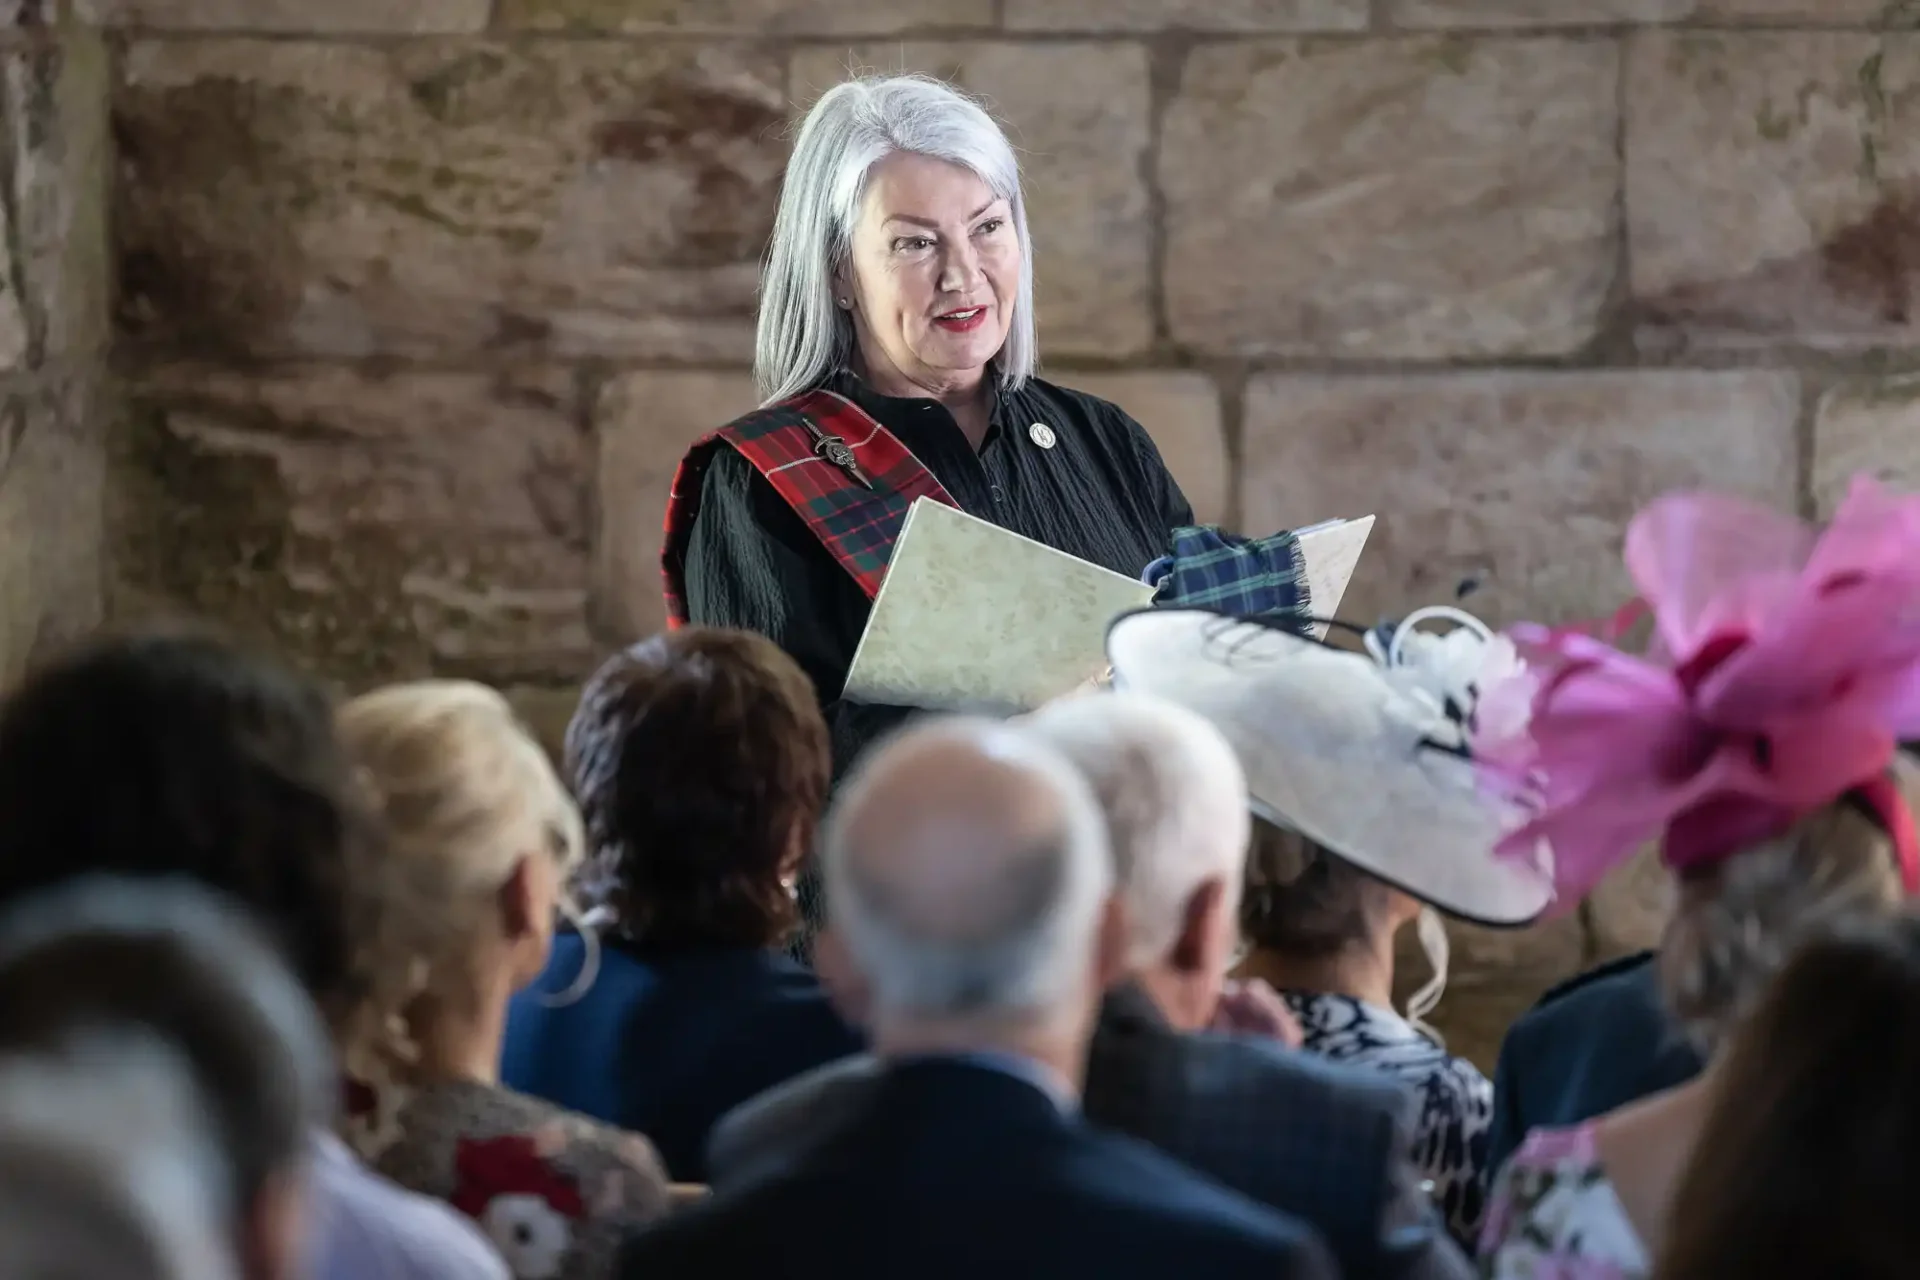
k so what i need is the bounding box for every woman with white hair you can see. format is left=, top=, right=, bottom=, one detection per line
left=335, top=680, right=669, bottom=1280
left=661, top=73, right=1193, bottom=779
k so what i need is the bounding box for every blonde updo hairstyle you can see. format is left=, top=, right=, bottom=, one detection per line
left=335, top=680, right=588, bottom=1156
left=1658, top=798, right=1904, bottom=1057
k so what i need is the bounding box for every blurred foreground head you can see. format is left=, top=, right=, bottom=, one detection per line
left=0, top=627, right=369, bottom=1023
left=0, top=1030, right=244, bottom=1280
left=0, top=876, right=329, bottom=1280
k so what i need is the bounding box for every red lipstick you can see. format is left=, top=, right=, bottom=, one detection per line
left=933, top=306, right=987, bottom=333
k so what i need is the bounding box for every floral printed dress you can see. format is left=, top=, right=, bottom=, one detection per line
left=1477, top=1122, right=1649, bottom=1280
left=360, top=1079, right=671, bottom=1280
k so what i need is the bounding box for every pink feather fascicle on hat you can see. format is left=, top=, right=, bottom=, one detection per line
left=1472, top=474, right=1920, bottom=908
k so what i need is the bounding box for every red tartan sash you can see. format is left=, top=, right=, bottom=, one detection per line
left=660, top=388, right=961, bottom=628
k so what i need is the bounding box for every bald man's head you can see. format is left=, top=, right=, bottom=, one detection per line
left=822, top=717, right=1113, bottom=1024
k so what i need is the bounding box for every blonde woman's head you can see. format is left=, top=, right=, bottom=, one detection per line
left=1660, top=799, right=1904, bottom=1056
left=335, top=680, right=585, bottom=1150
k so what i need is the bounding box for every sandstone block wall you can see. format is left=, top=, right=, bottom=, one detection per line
left=0, top=7, right=107, bottom=692
left=96, top=0, right=1920, bottom=1065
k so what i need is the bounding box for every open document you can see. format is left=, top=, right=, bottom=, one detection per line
left=842, top=500, right=1375, bottom=713
left=1291, top=515, right=1375, bottom=640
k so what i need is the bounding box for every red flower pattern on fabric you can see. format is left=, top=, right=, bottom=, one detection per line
left=451, top=1134, right=587, bottom=1280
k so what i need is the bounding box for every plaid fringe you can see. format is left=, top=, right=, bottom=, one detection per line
left=1149, top=525, right=1313, bottom=632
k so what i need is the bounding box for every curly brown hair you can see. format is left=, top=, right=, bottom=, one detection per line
left=565, top=628, right=830, bottom=950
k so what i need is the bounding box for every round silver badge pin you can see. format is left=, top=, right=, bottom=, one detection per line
left=1028, top=422, right=1057, bottom=449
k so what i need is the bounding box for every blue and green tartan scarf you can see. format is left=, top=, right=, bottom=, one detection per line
left=1143, top=525, right=1315, bottom=635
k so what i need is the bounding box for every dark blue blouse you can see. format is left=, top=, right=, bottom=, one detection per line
left=500, top=931, right=865, bottom=1183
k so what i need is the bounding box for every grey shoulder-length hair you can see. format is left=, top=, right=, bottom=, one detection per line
left=755, top=73, right=1040, bottom=406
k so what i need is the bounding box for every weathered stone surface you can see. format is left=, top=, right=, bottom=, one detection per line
left=1588, top=846, right=1673, bottom=959
left=1403, top=913, right=1589, bottom=1074
left=1811, top=373, right=1920, bottom=513
left=1387, top=0, right=1691, bottom=25
left=0, top=375, right=102, bottom=690
left=1628, top=32, right=1920, bottom=353
left=0, top=2, right=62, bottom=27
left=109, top=365, right=593, bottom=685
left=790, top=43, right=1154, bottom=359
left=1240, top=370, right=1801, bottom=626
left=1692, top=0, right=1899, bottom=20
left=1052, top=370, right=1228, bottom=525
left=1161, top=38, right=1620, bottom=359
left=501, top=0, right=993, bottom=34
left=592, top=369, right=760, bottom=644
left=114, top=39, right=788, bottom=362
left=502, top=683, right=584, bottom=766
left=76, top=0, right=490, bottom=31
left=5, top=30, right=113, bottom=367
left=1005, top=0, right=1366, bottom=31
left=0, top=195, right=26, bottom=374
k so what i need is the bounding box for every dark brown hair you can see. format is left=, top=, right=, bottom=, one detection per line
left=1653, top=909, right=1920, bottom=1280
left=565, top=627, right=830, bottom=950
left=1239, top=817, right=1398, bottom=958
left=0, top=627, right=370, bottom=1021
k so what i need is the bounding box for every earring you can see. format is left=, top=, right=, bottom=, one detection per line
left=837, top=297, right=850, bottom=308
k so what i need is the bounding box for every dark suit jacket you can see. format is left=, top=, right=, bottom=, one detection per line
left=624, top=1058, right=1335, bottom=1279
left=708, top=984, right=1472, bottom=1280
left=1486, top=951, right=1706, bottom=1178
left=499, top=932, right=863, bottom=1182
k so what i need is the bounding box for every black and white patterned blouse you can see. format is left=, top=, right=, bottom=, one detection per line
left=1281, top=990, right=1493, bottom=1247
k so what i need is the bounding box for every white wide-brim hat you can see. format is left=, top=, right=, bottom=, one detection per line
left=1104, top=606, right=1552, bottom=928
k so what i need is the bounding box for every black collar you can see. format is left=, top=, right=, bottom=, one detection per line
left=827, top=368, right=1011, bottom=435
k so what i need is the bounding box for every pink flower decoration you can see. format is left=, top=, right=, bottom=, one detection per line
left=1474, top=475, right=1920, bottom=906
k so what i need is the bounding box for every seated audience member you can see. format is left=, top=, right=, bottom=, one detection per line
left=1104, top=605, right=1556, bottom=1245
left=337, top=680, right=669, bottom=1279
left=1485, top=952, right=1702, bottom=1180
left=1235, top=825, right=1496, bottom=1241
left=1480, top=807, right=1904, bottom=1276
left=712, top=692, right=1471, bottom=1279
left=1475, top=479, right=1920, bottom=1277
left=501, top=628, right=862, bottom=1181
left=0, top=1032, right=242, bottom=1280
left=0, top=877, right=331, bottom=1280
left=1652, top=911, right=1920, bottom=1280
left=624, top=717, right=1336, bottom=1279
left=0, top=628, right=509, bottom=1280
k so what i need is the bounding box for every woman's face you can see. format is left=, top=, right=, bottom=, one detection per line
left=840, top=151, right=1021, bottom=397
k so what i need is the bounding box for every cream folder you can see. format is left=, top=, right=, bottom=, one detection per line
left=842, top=500, right=1375, bottom=713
